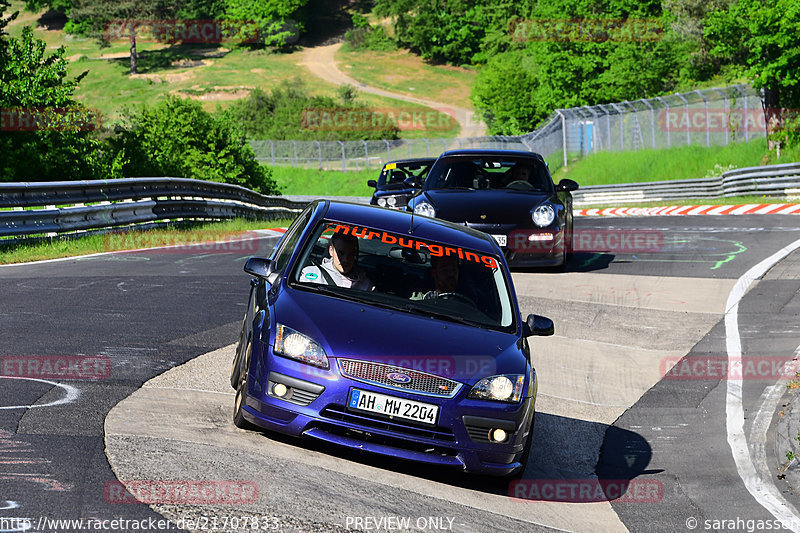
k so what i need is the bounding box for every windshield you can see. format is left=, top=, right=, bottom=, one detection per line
left=290, top=220, right=516, bottom=332
left=425, top=156, right=553, bottom=193
left=379, top=161, right=434, bottom=188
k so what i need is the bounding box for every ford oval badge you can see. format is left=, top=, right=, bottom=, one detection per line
left=387, top=372, right=412, bottom=384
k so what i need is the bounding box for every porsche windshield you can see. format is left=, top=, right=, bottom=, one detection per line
left=425, top=156, right=553, bottom=192
left=290, top=221, right=516, bottom=332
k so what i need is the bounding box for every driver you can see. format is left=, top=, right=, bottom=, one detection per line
left=410, top=254, right=462, bottom=301
left=300, top=233, right=374, bottom=291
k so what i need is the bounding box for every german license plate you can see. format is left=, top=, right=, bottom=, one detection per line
left=491, top=234, right=507, bottom=246
left=348, top=389, right=438, bottom=425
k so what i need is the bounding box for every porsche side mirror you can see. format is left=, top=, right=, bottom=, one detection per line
left=244, top=257, right=275, bottom=282
left=556, top=179, right=579, bottom=192
left=522, top=314, right=554, bottom=337
left=367, top=179, right=378, bottom=188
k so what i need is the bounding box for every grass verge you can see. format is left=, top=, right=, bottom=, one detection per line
left=271, top=166, right=376, bottom=196
left=0, top=218, right=294, bottom=265
left=553, top=139, right=800, bottom=186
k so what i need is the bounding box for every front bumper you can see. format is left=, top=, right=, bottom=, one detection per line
left=468, top=224, right=567, bottom=267
left=240, top=348, right=536, bottom=476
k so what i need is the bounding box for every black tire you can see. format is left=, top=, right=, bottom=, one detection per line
left=233, top=339, right=256, bottom=430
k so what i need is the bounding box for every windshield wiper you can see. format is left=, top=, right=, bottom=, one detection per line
left=400, top=303, right=488, bottom=328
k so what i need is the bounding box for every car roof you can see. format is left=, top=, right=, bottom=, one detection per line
left=384, top=157, right=437, bottom=166
left=436, top=149, right=546, bottom=162
left=316, top=200, right=499, bottom=255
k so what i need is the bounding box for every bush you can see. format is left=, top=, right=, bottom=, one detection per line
left=110, top=97, right=278, bottom=194
left=344, top=14, right=395, bottom=52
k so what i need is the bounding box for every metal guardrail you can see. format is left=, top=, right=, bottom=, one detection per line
left=572, top=162, right=800, bottom=206
left=0, top=178, right=308, bottom=239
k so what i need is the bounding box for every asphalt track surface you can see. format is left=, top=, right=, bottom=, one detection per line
left=2, top=216, right=800, bottom=532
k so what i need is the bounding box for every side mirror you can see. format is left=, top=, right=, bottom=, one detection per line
left=521, top=314, right=554, bottom=337
left=556, top=179, right=579, bottom=192
left=244, top=257, right=272, bottom=279
left=403, top=176, right=420, bottom=189
left=367, top=179, right=378, bottom=188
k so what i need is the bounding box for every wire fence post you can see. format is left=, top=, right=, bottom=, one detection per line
left=713, top=87, right=729, bottom=146
left=338, top=141, right=345, bottom=171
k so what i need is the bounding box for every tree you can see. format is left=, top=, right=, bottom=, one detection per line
left=224, top=0, right=308, bottom=48
left=705, top=0, right=800, bottom=147
left=69, top=0, right=175, bottom=75
left=0, top=0, right=116, bottom=181
left=111, top=97, right=278, bottom=194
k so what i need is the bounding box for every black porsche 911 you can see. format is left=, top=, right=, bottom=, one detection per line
left=406, top=150, right=578, bottom=268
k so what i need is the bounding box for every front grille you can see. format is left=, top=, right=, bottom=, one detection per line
left=338, top=359, right=461, bottom=398
left=321, top=404, right=455, bottom=442
left=465, top=425, right=491, bottom=443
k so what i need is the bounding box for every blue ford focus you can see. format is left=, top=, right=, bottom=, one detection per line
left=231, top=200, right=553, bottom=477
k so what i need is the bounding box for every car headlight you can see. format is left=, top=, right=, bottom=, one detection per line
left=414, top=201, right=436, bottom=218
left=387, top=196, right=397, bottom=207
left=377, top=198, right=387, bottom=207
left=468, top=375, right=525, bottom=402
left=274, top=324, right=329, bottom=369
left=532, top=204, right=555, bottom=227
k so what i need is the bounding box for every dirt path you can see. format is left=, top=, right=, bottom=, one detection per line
left=298, top=43, right=486, bottom=138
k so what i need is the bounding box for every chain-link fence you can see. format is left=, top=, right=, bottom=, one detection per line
left=249, top=84, right=765, bottom=171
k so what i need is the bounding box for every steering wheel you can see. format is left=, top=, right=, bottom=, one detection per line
left=437, top=292, right=475, bottom=306
left=506, top=180, right=535, bottom=191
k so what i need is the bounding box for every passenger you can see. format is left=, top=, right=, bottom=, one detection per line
left=300, top=233, right=374, bottom=291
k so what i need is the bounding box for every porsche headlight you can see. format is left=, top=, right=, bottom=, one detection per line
left=414, top=201, right=436, bottom=218
left=387, top=196, right=397, bottom=207
left=468, top=375, right=525, bottom=402
left=377, top=198, right=387, bottom=207
left=532, top=205, right=555, bottom=227
left=274, top=324, right=329, bottom=369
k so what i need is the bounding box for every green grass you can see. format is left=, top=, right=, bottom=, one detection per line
left=272, top=166, right=376, bottom=196
left=6, top=0, right=461, bottom=136
left=336, top=46, right=477, bottom=111
left=0, top=218, right=294, bottom=264
left=553, top=139, right=800, bottom=186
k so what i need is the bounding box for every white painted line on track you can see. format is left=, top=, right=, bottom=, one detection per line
left=725, top=238, right=800, bottom=530
left=0, top=376, right=80, bottom=410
